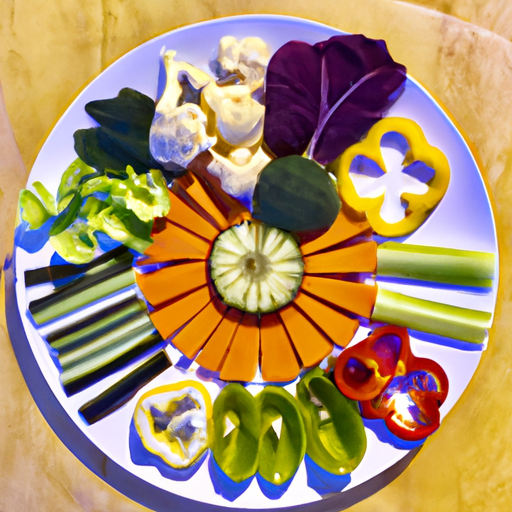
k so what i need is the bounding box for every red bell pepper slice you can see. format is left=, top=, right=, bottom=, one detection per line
left=334, top=325, right=449, bottom=441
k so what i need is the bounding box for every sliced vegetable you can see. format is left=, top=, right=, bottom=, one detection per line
left=29, top=249, right=135, bottom=325
left=212, top=384, right=260, bottom=482
left=263, top=35, right=406, bottom=164
left=256, top=387, right=306, bottom=486
left=48, top=297, right=146, bottom=354
left=133, top=380, right=212, bottom=468
left=376, top=241, right=495, bottom=287
left=372, top=288, right=492, bottom=343
left=60, top=320, right=162, bottom=395
left=25, top=245, right=131, bottom=287
left=334, top=325, right=449, bottom=441
left=79, top=350, right=172, bottom=425
left=296, top=367, right=366, bottom=474
left=252, top=156, right=341, bottom=234
left=334, top=117, right=450, bottom=237
left=209, top=220, right=304, bottom=314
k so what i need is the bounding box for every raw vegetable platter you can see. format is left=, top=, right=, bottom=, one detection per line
left=7, top=14, right=498, bottom=512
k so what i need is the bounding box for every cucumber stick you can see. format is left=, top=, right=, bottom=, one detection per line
left=376, top=242, right=495, bottom=287
left=48, top=297, right=146, bottom=354
left=371, top=288, right=492, bottom=343
left=79, top=350, right=172, bottom=425
left=61, top=322, right=162, bottom=396
left=31, top=268, right=135, bottom=325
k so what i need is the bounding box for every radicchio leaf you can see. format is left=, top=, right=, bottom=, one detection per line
left=263, top=35, right=407, bottom=165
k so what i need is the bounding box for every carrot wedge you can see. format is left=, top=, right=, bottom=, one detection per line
left=141, top=220, right=211, bottom=264
left=167, top=191, right=220, bottom=241
left=260, top=314, right=301, bottom=382
left=304, top=241, right=377, bottom=274
left=171, top=297, right=227, bottom=359
left=196, top=308, right=242, bottom=371
left=149, top=285, right=210, bottom=340
left=172, top=173, right=229, bottom=231
left=279, top=304, right=332, bottom=368
left=135, top=261, right=208, bottom=308
left=301, top=209, right=371, bottom=256
left=301, top=275, right=377, bottom=318
left=220, top=314, right=260, bottom=382
left=293, top=292, right=359, bottom=348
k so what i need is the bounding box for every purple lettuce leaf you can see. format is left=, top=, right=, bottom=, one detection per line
left=263, top=35, right=407, bottom=165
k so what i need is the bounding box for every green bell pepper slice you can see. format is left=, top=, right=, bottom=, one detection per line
left=256, top=386, right=306, bottom=486
left=211, top=384, right=261, bottom=483
left=296, top=367, right=367, bottom=475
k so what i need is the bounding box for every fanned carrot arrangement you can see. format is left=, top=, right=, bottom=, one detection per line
left=135, top=173, right=379, bottom=383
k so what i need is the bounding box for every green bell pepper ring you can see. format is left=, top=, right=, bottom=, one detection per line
left=256, top=386, right=306, bottom=486
left=297, top=367, right=367, bottom=475
left=211, top=383, right=261, bottom=483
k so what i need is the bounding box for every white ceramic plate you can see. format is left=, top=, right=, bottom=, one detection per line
left=8, top=14, right=498, bottom=512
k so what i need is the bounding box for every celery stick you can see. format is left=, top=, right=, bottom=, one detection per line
left=31, top=268, right=135, bottom=325
left=79, top=351, right=172, bottom=425
left=376, top=242, right=495, bottom=287
left=371, top=288, right=492, bottom=343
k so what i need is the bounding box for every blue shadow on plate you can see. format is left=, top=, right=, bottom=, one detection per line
left=208, top=454, right=254, bottom=502
left=363, top=418, right=425, bottom=450
left=304, top=454, right=351, bottom=495
left=15, top=219, right=54, bottom=254
left=129, top=419, right=206, bottom=481
left=410, top=329, right=484, bottom=352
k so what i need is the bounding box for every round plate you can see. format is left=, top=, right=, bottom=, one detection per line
left=6, top=14, right=498, bottom=512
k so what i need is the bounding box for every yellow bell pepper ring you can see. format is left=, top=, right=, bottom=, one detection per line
left=334, top=117, right=450, bottom=237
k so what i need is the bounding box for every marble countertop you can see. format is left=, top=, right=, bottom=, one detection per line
left=2, top=1, right=512, bottom=510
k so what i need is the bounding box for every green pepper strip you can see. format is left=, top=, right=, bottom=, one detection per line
left=256, top=386, right=306, bottom=486
left=334, top=117, right=450, bottom=237
left=296, top=368, right=367, bottom=475
left=212, top=384, right=261, bottom=483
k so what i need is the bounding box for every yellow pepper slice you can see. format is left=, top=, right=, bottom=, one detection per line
left=334, top=117, right=450, bottom=237
left=133, top=380, right=212, bottom=469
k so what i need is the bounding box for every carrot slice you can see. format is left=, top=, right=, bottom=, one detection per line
left=304, top=241, right=377, bottom=274
left=260, top=314, right=301, bottom=382
left=196, top=308, right=243, bottom=371
left=141, top=220, right=211, bottom=264
left=172, top=173, right=229, bottom=231
left=220, top=314, right=260, bottom=382
left=279, top=304, right=332, bottom=367
left=171, top=297, right=227, bottom=359
left=135, top=261, right=208, bottom=307
left=293, top=291, right=359, bottom=348
left=167, top=191, right=219, bottom=242
left=149, top=285, right=211, bottom=340
left=301, top=209, right=371, bottom=256
left=301, top=275, right=377, bottom=318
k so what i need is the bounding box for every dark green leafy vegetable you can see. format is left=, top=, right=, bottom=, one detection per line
left=252, top=155, right=341, bottom=234
left=74, top=88, right=163, bottom=174
left=263, top=35, right=407, bottom=164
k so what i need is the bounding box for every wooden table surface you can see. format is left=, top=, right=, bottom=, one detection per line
left=2, top=1, right=512, bottom=510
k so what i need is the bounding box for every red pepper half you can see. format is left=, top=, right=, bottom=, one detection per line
left=334, top=325, right=449, bottom=441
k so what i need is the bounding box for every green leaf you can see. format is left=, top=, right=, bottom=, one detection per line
left=74, top=88, right=162, bottom=174
left=49, top=192, right=82, bottom=236
left=253, top=155, right=341, bottom=234
left=19, top=189, right=52, bottom=229
left=57, top=158, right=98, bottom=203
